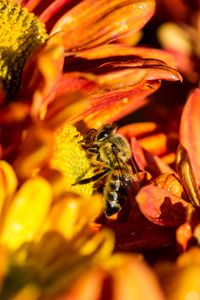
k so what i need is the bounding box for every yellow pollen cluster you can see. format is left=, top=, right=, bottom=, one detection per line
left=50, top=123, right=94, bottom=198
left=0, top=0, right=48, bottom=99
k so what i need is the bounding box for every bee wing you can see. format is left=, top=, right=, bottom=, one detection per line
left=112, top=147, right=141, bottom=196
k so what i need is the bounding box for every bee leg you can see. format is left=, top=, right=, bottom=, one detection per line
left=81, top=144, right=104, bottom=163
left=78, top=128, right=97, bottom=143
left=81, top=143, right=99, bottom=152
left=72, top=168, right=110, bottom=185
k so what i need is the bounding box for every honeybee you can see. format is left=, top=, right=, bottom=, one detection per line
left=74, top=123, right=141, bottom=216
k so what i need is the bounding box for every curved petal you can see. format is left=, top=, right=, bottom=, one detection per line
left=51, top=72, right=148, bottom=124
left=51, top=0, right=155, bottom=50
left=74, top=45, right=178, bottom=68
left=180, top=88, right=200, bottom=184
left=176, top=144, right=200, bottom=207
left=94, top=58, right=182, bottom=82
left=136, top=185, right=193, bottom=228
left=18, top=33, right=65, bottom=118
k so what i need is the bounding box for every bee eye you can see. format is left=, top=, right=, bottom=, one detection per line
left=97, top=129, right=109, bottom=141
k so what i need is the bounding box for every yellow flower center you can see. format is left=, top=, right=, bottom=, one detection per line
left=0, top=0, right=48, bottom=100
left=50, top=123, right=94, bottom=198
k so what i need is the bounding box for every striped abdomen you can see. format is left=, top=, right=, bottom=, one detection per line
left=104, top=167, right=131, bottom=216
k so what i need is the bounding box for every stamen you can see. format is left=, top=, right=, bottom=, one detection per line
left=50, top=124, right=94, bottom=198
left=0, top=0, right=48, bottom=100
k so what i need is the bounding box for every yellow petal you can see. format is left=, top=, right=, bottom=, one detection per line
left=80, top=228, right=114, bottom=261
left=43, top=193, right=103, bottom=240
left=0, top=161, right=18, bottom=215
left=10, top=284, right=40, bottom=300
left=0, top=177, right=52, bottom=249
left=157, top=22, right=193, bottom=55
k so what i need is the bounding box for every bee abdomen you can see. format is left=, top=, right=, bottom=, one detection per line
left=104, top=170, right=130, bottom=216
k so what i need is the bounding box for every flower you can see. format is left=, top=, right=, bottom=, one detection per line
left=62, top=253, right=166, bottom=300
left=118, top=104, right=182, bottom=165
left=0, top=0, right=189, bottom=299
left=134, top=89, right=200, bottom=252
left=0, top=160, right=114, bottom=299
left=0, top=0, right=182, bottom=201
left=154, top=246, right=200, bottom=300
left=0, top=0, right=182, bottom=119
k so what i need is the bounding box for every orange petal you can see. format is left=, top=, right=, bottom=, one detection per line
left=75, top=45, right=178, bottom=68
left=110, top=253, right=166, bottom=300
left=155, top=247, right=200, bottom=300
left=176, top=144, right=200, bottom=207
left=83, top=95, right=151, bottom=129
left=51, top=0, right=155, bottom=50
left=180, top=88, right=200, bottom=184
left=99, top=58, right=182, bottom=82
left=136, top=185, right=193, bottom=228
left=43, top=93, right=87, bottom=129
left=19, top=33, right=65, bottom=118
left=151, top=173, right=182, bottom=198
left=13, top=126, right=53, bottom=180
left=82, top=77, right=160, bottom=128
left=70, top=79, right=147, bottom=124
left=176, top=222, right=194, bottom=252
left=131, top=137, right=175, bottom=176
left=118, top=122, right=159, bottom=139
left=0, top=102, right=30, bottom=124
left=138, top=133, right=168, bottom=156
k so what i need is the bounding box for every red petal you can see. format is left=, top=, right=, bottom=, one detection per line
left=180, top=88, right=200, bottom=184
left=136, top=185, right=193, bottom=228
left=95, top=58, right=182, bottom=82
left=0, top=82, right=5, bottom=106
left=101, top=221, right=175, bottom=251
left=39, top=0, right=72, bottom=24
left=83, top=82, right=160, bottom=128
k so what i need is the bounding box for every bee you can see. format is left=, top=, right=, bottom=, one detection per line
left=73, top=123, right=141, bottom=216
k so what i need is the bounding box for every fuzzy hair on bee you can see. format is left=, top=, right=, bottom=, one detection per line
left=73, top=123, right=140, bottom=216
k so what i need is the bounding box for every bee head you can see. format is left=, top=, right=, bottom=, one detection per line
left=96, top=123, right=117, bottom=142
